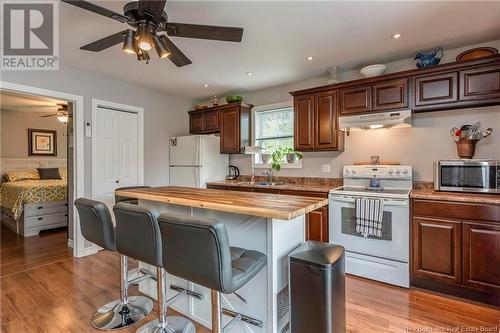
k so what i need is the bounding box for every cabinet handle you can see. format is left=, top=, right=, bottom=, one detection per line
left=37, top=206, right=43, bottom=209
left=38, top=217, right=43, bottom=220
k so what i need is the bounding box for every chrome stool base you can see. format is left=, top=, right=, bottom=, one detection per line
left=91, top=296, right=154, bottom=330
left=135, top=316, right=196, bottom=333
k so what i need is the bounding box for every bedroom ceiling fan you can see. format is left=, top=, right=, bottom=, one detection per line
left=41, top=104, right=69, bottom=123
left=61, top=0, right=244, bottom=67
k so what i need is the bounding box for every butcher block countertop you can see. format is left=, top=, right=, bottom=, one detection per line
left=115, top=186, right=328, bottom=220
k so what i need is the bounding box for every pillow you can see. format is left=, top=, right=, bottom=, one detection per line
left=37, top=168, right=62, bottom=180
left=59, top=167, right=68, bottom=180
left=4, top=170, right=40, bottom=182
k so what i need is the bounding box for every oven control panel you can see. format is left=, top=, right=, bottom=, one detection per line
left=343, top=165, right=412, bottom=179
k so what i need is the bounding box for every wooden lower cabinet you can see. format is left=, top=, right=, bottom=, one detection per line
left=207, top=184, right=329, bottom=242
left=412, top=217, right=461, bottom=283
left=411, top=199, right=500, bottom=306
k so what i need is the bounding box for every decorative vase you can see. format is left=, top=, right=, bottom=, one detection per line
left=261, top=153, right=271, bottom=164
left=456, top=139, right=478, bottom=159
left=286, top=153, right=298, bottom=163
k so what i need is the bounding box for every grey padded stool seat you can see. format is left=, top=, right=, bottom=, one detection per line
left=115, top=186, right=151, bottom=205
left=158, top=213, right=267, bottom=333
left=74, top=198, right=153, bottom=330
left=113, top=203, right=196, bottom=333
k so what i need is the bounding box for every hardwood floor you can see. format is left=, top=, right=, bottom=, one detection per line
left=1, top=225, right=72, bottom=277
left=1, top=231, right=498, bottom=332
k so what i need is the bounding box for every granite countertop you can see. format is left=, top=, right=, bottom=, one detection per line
left=206, top=176, right=342, bottom=193
left=115, top=186, right=328, bottom=220
left=410, top=184, right=500, bottom=206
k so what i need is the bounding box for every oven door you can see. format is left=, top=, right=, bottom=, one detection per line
left=329, top=194, right=409, bottom=263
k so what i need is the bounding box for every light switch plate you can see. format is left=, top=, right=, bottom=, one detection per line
left=321, top=164, right=331, bottom=173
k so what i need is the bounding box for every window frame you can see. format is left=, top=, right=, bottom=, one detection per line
left=251, top=101, right=302, bottom=169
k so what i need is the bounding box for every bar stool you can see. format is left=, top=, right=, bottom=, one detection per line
left=74, top=198, right=154, bottom=330
left=157, top=213, right=267, bottom=333
left=115, top=186, right=151, bottom=205
left=113, top=202, right=196, bottom=333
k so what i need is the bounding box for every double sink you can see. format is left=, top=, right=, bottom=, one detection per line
left=236, top=181, right=288, bottom=186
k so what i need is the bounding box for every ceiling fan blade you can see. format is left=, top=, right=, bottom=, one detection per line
left=138, top=0, right=166, bottom=21
left=60, top=0, right=130, bottom=23
left=159, top=35, right=192, bottom=67
left=81, top=30, right=127, bottom=52
left=165, top=22, right=243, bottom=42
left=41, top=114, right=57, bottom=117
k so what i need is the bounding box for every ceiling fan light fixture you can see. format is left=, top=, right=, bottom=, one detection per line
left=153, top=35, right=171, bottom=59
left=137, top=23, right=153, bottom=51
left=122, top=29, right=136, bottom=54
left=137, top=49, right=150, bottom=63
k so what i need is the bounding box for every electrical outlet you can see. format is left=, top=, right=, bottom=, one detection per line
left=321, top=164, right=331, bottom=174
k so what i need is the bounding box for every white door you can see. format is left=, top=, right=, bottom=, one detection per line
left=94, top=107, right=139, bottom=205
left=170, top=135, right=200, bottom=166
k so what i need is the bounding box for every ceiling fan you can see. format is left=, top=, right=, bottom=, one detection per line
left=41, top=103, right=69, bottom=123
left=61, top=0, right=244, bottom=67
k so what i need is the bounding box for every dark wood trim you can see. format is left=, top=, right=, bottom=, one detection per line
left=290, top=55, right=500, bottom=96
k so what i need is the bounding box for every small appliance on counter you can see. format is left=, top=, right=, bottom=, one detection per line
left=434, top=160, right=499, bottom=194
left=226, top=165, right=240, bottom=180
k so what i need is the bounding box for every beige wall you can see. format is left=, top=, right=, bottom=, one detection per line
left=224, top=39, right=500, bottom=182
left=1, top=109, right=68, bottom=159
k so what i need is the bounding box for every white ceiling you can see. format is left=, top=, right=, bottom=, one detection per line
left=59, top=1, right=500, bottom=100
left=0, top=91, right=67, bottom=113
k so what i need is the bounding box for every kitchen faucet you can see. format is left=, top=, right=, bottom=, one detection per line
left=263, top=169, right=273, bottom=183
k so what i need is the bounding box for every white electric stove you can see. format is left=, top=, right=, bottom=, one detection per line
left=329, top=165, right=413, bottom=288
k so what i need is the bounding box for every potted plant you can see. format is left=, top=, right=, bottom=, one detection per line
left=271, top=147, right=286, bottom=171
left=260, top=150, right=271, bottom=164
left=283, top=147, right=304, bottom=164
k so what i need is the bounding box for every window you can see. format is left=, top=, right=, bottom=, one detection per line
left=253, top=105, right=300, bottom=168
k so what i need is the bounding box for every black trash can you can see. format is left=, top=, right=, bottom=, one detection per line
left=289, top=241, right=345, bottom=333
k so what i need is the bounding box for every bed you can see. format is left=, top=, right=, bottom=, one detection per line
left=1, top=158, right=68, bottom=237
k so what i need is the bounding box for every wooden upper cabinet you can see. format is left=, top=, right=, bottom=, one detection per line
left=189, top=112, right=204, bottom=133
left=462, top=221, right=500, bottom=292
left=412, top=217, right=462, bottom=284
left=340, top=86, right=372, bottom=114
left=460, top=64, right=500, bottom=101
left=203, top=110, right=219, bottom=132
left=315, top=90, right=340, bottom=150
left=415, top=72, right=458, bottom=106
left=219, top=107, right=240, bottom=154
left=294, top=94, right=315, bottom=150
left=372, top=78, right=408, bottom=110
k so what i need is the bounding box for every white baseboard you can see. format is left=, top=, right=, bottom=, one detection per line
left=67, top=238, right=74, bottom=248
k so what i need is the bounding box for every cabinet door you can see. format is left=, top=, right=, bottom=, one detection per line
left=415, top=72, right=458, bottom=106
left=340, top=86, right=372, bottom=114
left=373, top=78, right=408, bottom=110
left=306, top=206, right=329, bottom=242
left=314, top=90, right=339, bottom=150
left=412, top=217, right=461, bottom=283
left=462, top=221, right=500, bottom=291
left=203, top=110, right=219, bottom=133
left=459, top=65, right=500, bottom=101
left=189, top=113, right=204, bottom=133
left=219, top=107, right=241, bottom=154
left=294, top=94, right=315, bottom=150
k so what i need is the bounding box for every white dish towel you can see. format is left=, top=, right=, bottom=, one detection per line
left=355, top=197, right=384, bottom=237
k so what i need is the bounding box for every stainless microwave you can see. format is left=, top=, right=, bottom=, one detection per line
left=434, top=160, right=499, bottom=193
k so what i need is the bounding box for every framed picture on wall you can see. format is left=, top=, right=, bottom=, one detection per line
left=28, top=129, right=57, bottom=156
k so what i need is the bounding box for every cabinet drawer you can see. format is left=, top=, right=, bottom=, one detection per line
left=412, top=199, right=500, bottom=223
left=280, top=190, right=327, bottom=198
left=24, top=212, right=68, bottom=229
left=415, top=72, right=458, bottom=106
left=24, top=201, right=67, bottom=217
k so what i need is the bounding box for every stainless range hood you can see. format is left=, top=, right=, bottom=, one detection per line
left=339, top=110, right=412, bottom=131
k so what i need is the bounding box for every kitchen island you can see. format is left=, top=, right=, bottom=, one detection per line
left=115, top=186, right=328, bottom=333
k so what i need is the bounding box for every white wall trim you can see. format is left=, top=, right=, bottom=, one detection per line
left=91, top=98, right=145, bottom=200
left=0, top=81, right=86, bottom=258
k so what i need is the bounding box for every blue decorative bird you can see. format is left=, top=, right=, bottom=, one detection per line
left=414, top=47, right=444, bottom=68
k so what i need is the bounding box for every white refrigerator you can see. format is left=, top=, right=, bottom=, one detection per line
left=169, top=135, right=229, bottom=188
